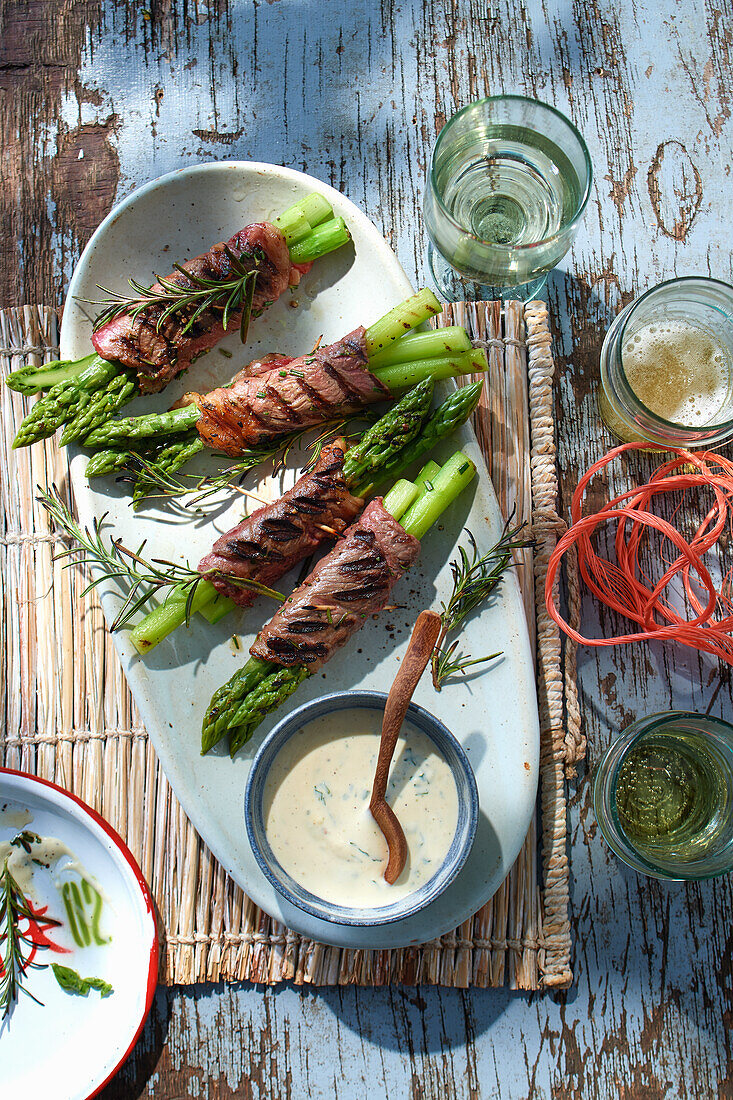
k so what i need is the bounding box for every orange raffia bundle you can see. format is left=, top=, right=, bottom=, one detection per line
left=545, top=441, right=733, bottom=665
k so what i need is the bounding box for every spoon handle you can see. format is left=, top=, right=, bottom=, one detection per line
left=370, top=609, right=442, bottom=807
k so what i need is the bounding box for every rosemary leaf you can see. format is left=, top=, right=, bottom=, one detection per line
left=432, top=517, right=534, bottom=691
left=37, top=486, right=281, bottom=630
left=1, top=860, right=61, bottom=1019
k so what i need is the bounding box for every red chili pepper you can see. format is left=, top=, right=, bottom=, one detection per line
left=0, top=900, right=69, bottom=978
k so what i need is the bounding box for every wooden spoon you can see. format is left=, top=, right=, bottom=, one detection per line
left=369, top=609, right=442, bottom=884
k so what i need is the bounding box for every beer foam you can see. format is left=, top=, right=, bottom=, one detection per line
left=622, top=318, right=731, bottom=427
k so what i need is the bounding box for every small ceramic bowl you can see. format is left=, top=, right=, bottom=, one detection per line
left=245, top=690, right=479, bottom=926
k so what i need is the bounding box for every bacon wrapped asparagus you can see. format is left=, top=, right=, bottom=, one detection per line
left=9, top=193, right=351, bottom=447
left=202, top=450, right=477, bottom=755
left=197, top=438, right=364, bottom=607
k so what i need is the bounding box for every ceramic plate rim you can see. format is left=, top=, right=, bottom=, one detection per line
left=60, top=160, right=540, bottom=949
left=0, top=767, right=159, bottom=1099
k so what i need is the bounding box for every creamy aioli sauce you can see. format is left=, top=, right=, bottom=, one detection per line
left=263, top=709, right=459, bottom=907
left=0, top=802, right=104, bottom=901
left=0, top=803, right=33, bottom=830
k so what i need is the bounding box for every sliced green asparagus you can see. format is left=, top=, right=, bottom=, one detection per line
left=5, top=353, right=98, bottom=395
left=204, top=450, right=477, bottom=755
left=363, top=288, right=441, bottom=357
left=367, top=326, right=472, bottom=368
left=373, top=349, right=487, bottom=391
left=275, top=193, right=332, bottom=240
left=288, top=218, right=350, bottom=264
left=413, top=459, right=441, bottom=495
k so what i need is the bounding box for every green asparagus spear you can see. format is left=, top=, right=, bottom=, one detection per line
left=202, top=452, right=477, bottom=754
left=227, top=667, right=310, bottom=757
left=131, top=436, right=206, bottom=507
left=341, top=378, right=433, bottom=487
left=413, top=460, right=441, bottom=495
left=201, top=659, right=274, bottom=753
left=373, top=349, right=487, bottom=391
left=367, top=326, right=472, bottom=369
left=82, top=403, right=200, bottom=448
left=12, top=357, right=121, bottom=448
left=85, top=448, right=135, bottom=479
left=60, top=371, right=139, bottom=446
left=5, top=353, right=98, bottom=395
left=287, top=218, right=350, bottom=264
left=356, top=380, right=483, bottom=497
left=364, top=288, right=441, bottom=357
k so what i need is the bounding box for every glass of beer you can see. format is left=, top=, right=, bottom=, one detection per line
left=599, top=277, right=733, bottom=448
left=423, top=96, right=592, bottom=301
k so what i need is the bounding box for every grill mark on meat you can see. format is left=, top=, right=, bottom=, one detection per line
left=225, top=539, right=281, bottom=562
left=284, top=620, right=331, bottom=635
left=330, top=583, right=389, bottom=602
left=266, top=638, right=329, bottom=661
left=264, top=383, right=306, bottom=424
left=194, top=327, right=389, bottom=456
left=197, top=440, right=363, bottom=608
left=249, top=499, right=421, bottom=671
left=259, top=517, right=303, bottom=541
left=322, top=361, right=366, bottom=405
left=299, top=378, right=333, bottom=413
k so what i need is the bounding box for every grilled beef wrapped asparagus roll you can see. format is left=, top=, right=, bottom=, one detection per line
left=92, top=223, right=311, bottom=394
left=249, top=498, right=420, bottom=670
left=198, top=439, right=363, bottom=608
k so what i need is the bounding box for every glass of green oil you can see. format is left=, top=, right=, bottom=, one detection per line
left=593, top=712, right=733, bottom=879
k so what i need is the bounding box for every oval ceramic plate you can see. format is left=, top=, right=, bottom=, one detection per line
left=61, top=161, right=539, bottom=949
left=0, top=769, right=158, bottom=1098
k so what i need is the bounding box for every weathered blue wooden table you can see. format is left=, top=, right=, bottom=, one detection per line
left=2, top=0, right=731, bottom=1094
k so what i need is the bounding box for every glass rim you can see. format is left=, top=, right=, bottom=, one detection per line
left=429, top=95, right=593, bottom=254
left=594, top=710, right=733, bottom=881
left=612, top=275, right=733, bottom=436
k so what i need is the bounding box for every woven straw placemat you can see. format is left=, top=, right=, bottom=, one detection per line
left=0, top=301, right=582, bottom=990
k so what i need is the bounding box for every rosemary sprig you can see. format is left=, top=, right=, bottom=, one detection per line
left=432, top=518, right=535, bottom=690
left=119, top=414, right=374, bottom=508
left=86, top=245, right=261, bottom=343
left=1, top=859, right=61, bottom=1020
left=37, top=486, right=283, bottom=631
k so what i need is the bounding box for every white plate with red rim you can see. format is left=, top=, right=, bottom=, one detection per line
left=60, top=161, right=540, bottom=949
left=0, top=768, right=158, bottom=1099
